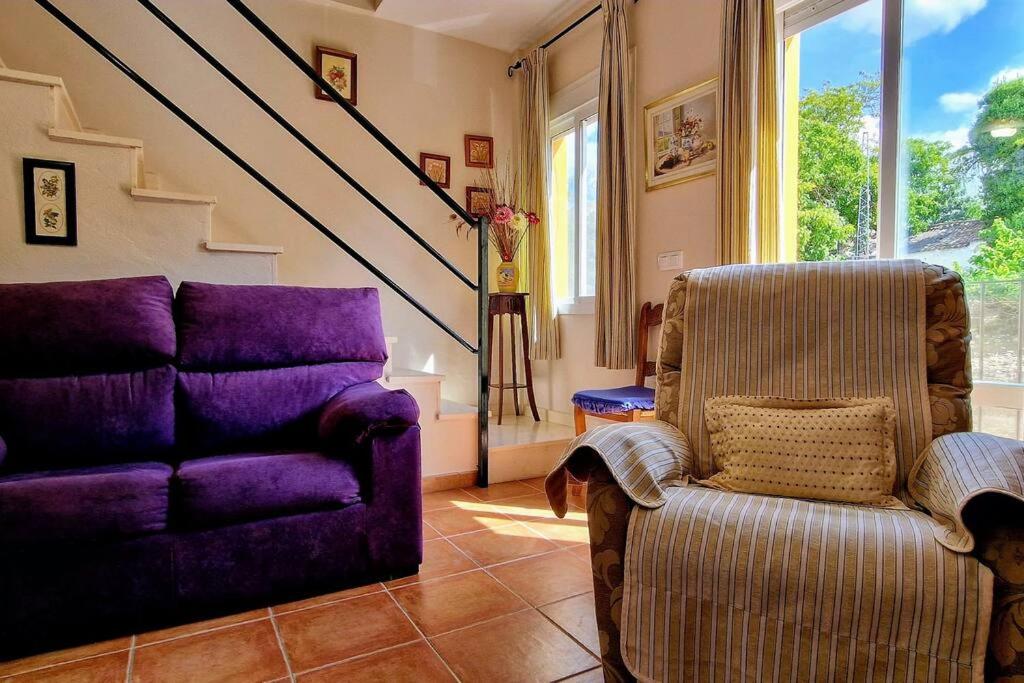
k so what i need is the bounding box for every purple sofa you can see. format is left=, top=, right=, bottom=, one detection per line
left=0, top=276, right=422, bottom=659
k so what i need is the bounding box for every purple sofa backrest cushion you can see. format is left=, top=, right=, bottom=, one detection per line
left=0, top=277, right=177, bottom=470
left=175, top=283, right=387, bottom=452
left=0, top=276, right=175, bottom=376
left=176, top=283, right=387, bottom=370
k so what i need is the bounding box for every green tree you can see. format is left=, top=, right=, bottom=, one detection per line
left=905, top=138, right=979, bottom=235
left=967, top=212, right=1024, bottom=280
left=966, top=77, right=1024, bottom=223
left=797, top=76, right=878, bottom=260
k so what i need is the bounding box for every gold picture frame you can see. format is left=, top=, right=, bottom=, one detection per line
left=643, top=78, right=719, bottom=191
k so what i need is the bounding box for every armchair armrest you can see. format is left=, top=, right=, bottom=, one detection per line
left=545, top=420, right=692, bottom=518
left=318, top=381, right=419, bottom=449
left=909, top=431, right=1024, bottom=552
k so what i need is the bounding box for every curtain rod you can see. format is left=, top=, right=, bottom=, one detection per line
left=506, top=0, right=638, bottom=78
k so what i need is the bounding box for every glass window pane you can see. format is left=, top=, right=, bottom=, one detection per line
left=549, top=129, right=576, bottom=303
left=580, top=115, right=599, bottom=298
left=782, top=0, right=882, bottom=262
left=898, top=0, right=1024, bottom=393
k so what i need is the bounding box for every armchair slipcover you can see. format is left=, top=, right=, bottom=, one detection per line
left=547, top=262, right=1024, bottom=682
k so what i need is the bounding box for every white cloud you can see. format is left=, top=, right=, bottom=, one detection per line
left=939, top=92, right=981, bottom=113
left=990, top=66, right=1024, bottom=87
left=920, top=127, right=972, bottom=150
left=837, top=0, right=986, bottom=43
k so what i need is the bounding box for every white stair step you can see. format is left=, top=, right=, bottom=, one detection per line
left=49, top=128, right=142, bottom=149
left=385, top=368, right=445, bottom=384
left=203, top=241, right=283, bottom=255
left=131, top=187, right=217, bottom=205
left=439, top=400, right=477, bottom=422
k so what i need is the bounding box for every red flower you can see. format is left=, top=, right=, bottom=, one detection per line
left=527, top=212, right=540, bottom=225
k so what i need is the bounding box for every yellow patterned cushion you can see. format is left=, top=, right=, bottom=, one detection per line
left=700, top=396, right=903, bottom=507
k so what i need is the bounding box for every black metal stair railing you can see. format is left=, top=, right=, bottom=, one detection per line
left=32, top=0, right=491, bottom=484
left=135, top=0, right=475, bottom=292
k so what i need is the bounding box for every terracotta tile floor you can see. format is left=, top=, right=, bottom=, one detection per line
left=1, top=478, right=599, bottom=682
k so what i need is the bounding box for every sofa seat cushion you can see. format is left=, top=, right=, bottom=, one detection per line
left=0, top=463, right=173, bottom=544
left=175, top=452, right=362, bottom=528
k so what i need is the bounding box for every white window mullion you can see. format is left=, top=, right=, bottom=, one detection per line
left=876, top=0, right=903, bottom=259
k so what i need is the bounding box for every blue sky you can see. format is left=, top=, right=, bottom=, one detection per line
left=799, top=0, right=1024, bottom=148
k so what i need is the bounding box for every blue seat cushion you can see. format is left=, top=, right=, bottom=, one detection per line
left=0, top=462, right=172, bottom=544
left=175, top=451, right=362, bottom=529
left=571, top=386, right=656, bottom=415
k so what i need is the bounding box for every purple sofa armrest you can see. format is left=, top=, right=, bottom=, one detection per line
left=318, top=382, right=420, bottom=448
left=0, top=434, right=6, bottom=467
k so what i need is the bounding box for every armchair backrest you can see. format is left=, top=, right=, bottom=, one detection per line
left=655, top=260, right=973, bottom=501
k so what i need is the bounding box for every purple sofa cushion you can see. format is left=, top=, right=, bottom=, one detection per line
left=0, top=462, right=172, bottom=543
left=319, top=382, right=419, bottom=448
left=176, top=283, right=388, bottom=371
left=175, top=451, right=361, bottom=528
left=0, top=367, right=176, bottom=470
left=176, top=363, right=383, bottom=452
left=0, top=276, right=175, bottom=378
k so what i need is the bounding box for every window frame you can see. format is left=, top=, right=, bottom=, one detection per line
left=777, top=0, right=1024, bottom=433
left=549, top=98, right=600, bottom=315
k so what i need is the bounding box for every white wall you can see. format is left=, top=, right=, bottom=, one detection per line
left=532, top=1, right=724, bottom=417
left=0, top=0, right=517, bottom=403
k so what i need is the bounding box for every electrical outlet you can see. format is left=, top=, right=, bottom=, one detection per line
left=658, top=250, right=684, bottom=271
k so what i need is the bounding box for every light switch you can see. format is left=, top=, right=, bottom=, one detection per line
left=658, top=250, right=684, bottom=271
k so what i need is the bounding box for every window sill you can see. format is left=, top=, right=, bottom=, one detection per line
left=558, top=298, right=595, bottom=316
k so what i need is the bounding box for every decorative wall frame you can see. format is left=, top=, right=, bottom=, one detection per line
left=466, top=186, right=493, bottom=218
left=464, top=134, right=494, bottom=169
left=419, top=153, right=451, bottom=189
left=23, top=158, right=77, bottom=246
left=315, top=45, right=358, bottom=105
left=643, top=78, right=719, bottom=191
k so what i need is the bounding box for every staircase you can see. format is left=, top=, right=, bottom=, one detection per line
left=0, top=66, right=280, bottom=286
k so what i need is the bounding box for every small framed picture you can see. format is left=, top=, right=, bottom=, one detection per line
left=643, top=78, right=719, bottom=191
left=466, top=186, right=493, bottom=219
left=23, top=158, right=77, bottom=246
left=315, top=46, right=357, bottom=105
left=419, top=153, right=451, bottom=189
left=464, top=134, right=494, bottom=168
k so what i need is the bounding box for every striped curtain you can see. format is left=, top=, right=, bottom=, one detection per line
left=518, top=49, right=560, bottom=360
left=594, top=0, right=637, bottom=369
left=717, top=0, right=780, bottom=264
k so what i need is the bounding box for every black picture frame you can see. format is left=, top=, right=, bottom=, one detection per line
left=23, top=158, right=77, bottom=246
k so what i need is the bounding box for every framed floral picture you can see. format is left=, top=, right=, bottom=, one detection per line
left=419, top=153, right=451, bottom=189
left=464, top=134, right=494, bottom=168
left=315, top=46, right=357, bottom=105
left=23, top=158, right=77, bottom=246
left=643, top=78, right=719, bottom=191
left=466, top=186, right=493, bottom=219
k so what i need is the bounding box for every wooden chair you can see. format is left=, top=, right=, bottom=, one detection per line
left=571, top=302, right=664, bottom=435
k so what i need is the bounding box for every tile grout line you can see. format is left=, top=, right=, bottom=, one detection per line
left=267, top=608, right=296, bottom=683
left=271, top=586, right=386, bottom=617
left=132, top=613, right=271, bottom=648
left=124, top=635, right=136, bottom=683
left=287, top=637, right=421, bottom=678
left=0, top=645, right=135, bottom=678
left=381, top=587, right=463, bottom=682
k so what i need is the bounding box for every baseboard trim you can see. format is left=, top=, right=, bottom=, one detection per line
left=422, top=470, right=477, bottom=493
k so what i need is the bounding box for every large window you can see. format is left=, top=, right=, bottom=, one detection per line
left=550, top=101, right=599, bottom=311
left=780, top=0, right=1024, bottom=438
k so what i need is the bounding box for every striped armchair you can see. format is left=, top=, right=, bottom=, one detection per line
left=549, top=261, right=1024, bottom=682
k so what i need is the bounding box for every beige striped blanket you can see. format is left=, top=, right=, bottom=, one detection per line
left=657, top=260, right=934, bottom=506
left=547, top=422, right=994, bottom=682
left=909, top=431, right=1024, bottom=552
